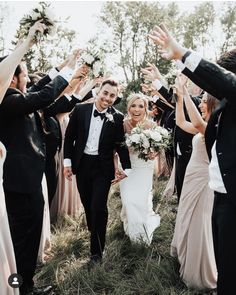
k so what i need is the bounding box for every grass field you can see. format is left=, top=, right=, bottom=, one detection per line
left=35, top=178, right=214, bottom=295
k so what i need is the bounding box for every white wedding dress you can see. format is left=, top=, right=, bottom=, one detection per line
left=120, top=153, right=161, bottom=245
left=0, top=142, right=19, bottom=295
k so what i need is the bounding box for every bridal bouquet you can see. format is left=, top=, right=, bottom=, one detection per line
left=18, top=2, right=57, bottom=42
left=80, top=50, right=104, bottom=78
left=125, top=124, right=170, bottom=161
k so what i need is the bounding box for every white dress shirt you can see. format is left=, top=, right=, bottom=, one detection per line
left=209, top=142, right=227, bottom=193
left=84, top=104, right=107, bottom=155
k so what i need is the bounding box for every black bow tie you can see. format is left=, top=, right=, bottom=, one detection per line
left=93, top=109, right=105, bottom=120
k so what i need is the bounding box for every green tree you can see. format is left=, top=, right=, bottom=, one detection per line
left=220, top=2, right=236, bottom=53
left=100, top=1, right=182, bottom=95
left=183, top=2, right=215, bottom=50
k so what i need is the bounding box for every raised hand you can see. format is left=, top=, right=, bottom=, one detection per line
left=26, top=20, right=46, bottom=46
left=141, top=63, right=163, bottom=82
left=148, top=24, right=187, bottom=61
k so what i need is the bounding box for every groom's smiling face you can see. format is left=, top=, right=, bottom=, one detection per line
left=96, top=83, right=118, bottom=111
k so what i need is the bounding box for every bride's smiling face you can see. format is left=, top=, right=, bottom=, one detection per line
left=129, top=98, right=146, bottom=123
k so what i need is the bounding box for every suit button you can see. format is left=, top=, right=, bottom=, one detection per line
left=218, top=152, right=222, bottom=155
left=223, top=173, right=226, bottom=177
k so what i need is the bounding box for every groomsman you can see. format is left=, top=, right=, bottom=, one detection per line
left=0, top=52, right=75, bottom=294
left=149, top=24, right=236, bottom=295
left=64, top=79, right=131, bottom=262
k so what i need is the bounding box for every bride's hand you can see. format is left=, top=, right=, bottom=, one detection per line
left=111, top=169, right=127, bottom=185
left=0, top=148, right=3, bottom=158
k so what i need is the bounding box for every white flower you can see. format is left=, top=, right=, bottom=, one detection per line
left=93, top=60, right=102, bottom=77
left=142, top=136, right=150, bottom=148
left=44, top=7, right=56, bottom=22
left=130, top=133, right=141, bottom=144
left=31, top=10, right=41, bottom=20
left=105, top=112, right=114, bottom=122
left=151, top=131, right=162, bottom=142
left=82, top=53, right=95, bottom=65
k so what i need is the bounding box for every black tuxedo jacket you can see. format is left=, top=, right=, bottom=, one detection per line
left=64, top=103, right=131, bottom=179
left=183, top=58, right=236, bottom=203
left=0, top=75, right=68, bottom=193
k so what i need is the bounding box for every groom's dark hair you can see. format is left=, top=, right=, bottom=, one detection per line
left=0, top=55, right=23, bottom=77
left=100, top=79, right=119, bottom=89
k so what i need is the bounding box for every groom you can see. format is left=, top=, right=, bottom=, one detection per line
left=64, top=79, right=131, bottom=261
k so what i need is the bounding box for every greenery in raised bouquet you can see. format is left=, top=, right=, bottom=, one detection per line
left=18, top=2, right=57, bottom=43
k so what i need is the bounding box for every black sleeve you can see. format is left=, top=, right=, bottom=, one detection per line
left=1, top=76, right=68, bottom=116
left=28, top=75, right=51, bottom=92
left=183, top=59, right=236, bottom=103
left=43, top=95, right=79, bottom=117
left=64, top=106, right=78, bottom=160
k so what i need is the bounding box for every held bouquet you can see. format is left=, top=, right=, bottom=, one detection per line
left=125, top=123, right=170, bottom=161
left=18, top=2, right=57, bottom=42
left=80, top=50, right=105, bottom=78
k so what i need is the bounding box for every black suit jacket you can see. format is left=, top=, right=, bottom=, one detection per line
left=64, top=103, right=131, bottom=179
left=183, top=58, right=236, bottom=203
left=0, top=75, right=68, bottom=193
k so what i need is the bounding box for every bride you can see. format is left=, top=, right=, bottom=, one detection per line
left=119, top=93, right=161, bottom=245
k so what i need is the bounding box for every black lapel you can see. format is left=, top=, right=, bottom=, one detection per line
left=99, top=107, right=115, bottom=145
left=84, top=103, right=94, bottom=137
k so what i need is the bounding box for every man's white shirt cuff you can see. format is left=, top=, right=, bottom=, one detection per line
left=64, top=158, right=72, bottom=167
left=59, top=66, right=74, bottom=82
left=64, top=93, right=72, bottom=102
left=152, top=79, right=163, bottom=91
left=184, top=52, right=202, bottom=72
left=150, top=95, right=159, bottom=103
left=48, top=68, right=59, bottom=80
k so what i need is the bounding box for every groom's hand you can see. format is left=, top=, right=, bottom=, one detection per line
left=64, top=166, right=73, bottom=181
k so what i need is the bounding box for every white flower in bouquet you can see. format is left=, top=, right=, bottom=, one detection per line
left=129, top=133, right=141, bottom=144
left=125, top=123, right=171, bottom=161
left=31, top=10, right=41, bottom=21
left=82, top=53, right=95, bottom=65
left=150, top=130, right=162, bottom=142
left=93, top=60, right=102, bottom=78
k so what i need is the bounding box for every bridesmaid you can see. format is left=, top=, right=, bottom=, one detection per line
left=171, top=74, right=218, bottom=290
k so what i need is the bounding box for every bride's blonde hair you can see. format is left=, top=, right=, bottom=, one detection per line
left=127, top=93, right=149, bottom=120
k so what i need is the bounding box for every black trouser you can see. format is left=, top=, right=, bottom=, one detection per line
left=175, top=153, right=191, bottom=202
left=212, top=192, right=236, bottom=295
left=76, top=154, right=111, bottom=258
left=4, top=187, right=44, bottom=292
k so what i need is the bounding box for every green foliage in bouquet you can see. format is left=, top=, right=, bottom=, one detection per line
left=18, top=2, right=57, bottom=43
left=125, top=123, right=171, bottom=161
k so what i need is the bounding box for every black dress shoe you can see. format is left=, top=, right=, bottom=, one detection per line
left=90, top=255, right=102, bottom=263
left=31, top=285, right=53, bottom=295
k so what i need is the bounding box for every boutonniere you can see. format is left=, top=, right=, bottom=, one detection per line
left=105, top=112, right=114, bottom=123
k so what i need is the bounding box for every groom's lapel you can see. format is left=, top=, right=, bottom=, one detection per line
left=99, top=107, right=115, bottom=145
left=84, top=103, right=93, bottom=137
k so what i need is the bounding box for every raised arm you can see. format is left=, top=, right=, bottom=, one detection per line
left=0, top=20, right=45, bottom=102
left=174, top=75, right=198, bottom=135
left=148, top=24, right=236, bottom=103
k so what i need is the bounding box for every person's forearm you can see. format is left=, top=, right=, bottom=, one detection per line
left=0, top=39, right=31, bottom=102
left=184, top=91, right=206, bottom=132
left=175, top=97, right=186, bottom=128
